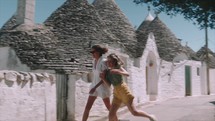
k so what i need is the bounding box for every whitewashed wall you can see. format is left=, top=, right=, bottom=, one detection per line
left=187, top=60, right=202, bottom=96
left=157, top=60, right=185, bottom=100
left=67, top=72, right=111, bottom=121
left=201, top=62, right=208, bottom=95
left=158, top=60, right=201, bottom=100
left=0, top=70, right=56, bottom=121
left=200, top=62, right=215, bottom=95
left=210, top=69, right=215, bottom=94
left=130, top=33, right=160, bottom=104
left=128, top=33, right=202, bottom=103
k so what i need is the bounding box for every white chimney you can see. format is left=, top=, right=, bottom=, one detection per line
left=16, top=0, right=35, bottom=25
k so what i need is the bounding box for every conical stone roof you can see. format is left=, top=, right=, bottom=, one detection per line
left=136, top=16, right=195, bottom=61
left=43, top=0, right=122, bottom=71
left=0, top=15, right=17, bottom=30
left=183, top=45, right=200, bottom=60
left=137, top=12, right=154, bottom=31
left=45, top=0, right=117, bottom=42
left=196, top=46, right=215, bottom=68
left=0, top=0, right=122, bottom=72
left=93, top=0, right=137, bottom=57
left=0, top=26, right=62, bottom=70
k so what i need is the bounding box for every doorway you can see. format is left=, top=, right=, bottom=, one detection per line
left=146, top=52, right=158, bottom=101
left=185, top=66, right=192, bottom=96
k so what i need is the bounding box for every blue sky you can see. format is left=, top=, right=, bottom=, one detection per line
left=0, top=0, right=215, bottom=52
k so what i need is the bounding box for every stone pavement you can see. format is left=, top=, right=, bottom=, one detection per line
left=94, top=95, right=215, bottom=121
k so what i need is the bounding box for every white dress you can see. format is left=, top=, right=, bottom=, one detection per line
left=89, top=56, right=112, bottom=99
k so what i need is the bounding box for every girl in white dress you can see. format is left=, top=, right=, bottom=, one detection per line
left=82, top=45, right=111, bottom=121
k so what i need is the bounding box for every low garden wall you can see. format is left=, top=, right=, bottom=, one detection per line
left=0, top=70, right=56, bottom=121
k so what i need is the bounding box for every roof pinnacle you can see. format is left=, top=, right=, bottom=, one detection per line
left=145, top=6, right=154, bottom=21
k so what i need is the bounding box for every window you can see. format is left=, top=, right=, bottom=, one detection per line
left=197, top=67, right=200, bottom=76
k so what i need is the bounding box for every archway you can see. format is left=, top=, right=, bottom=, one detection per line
left=146, top=51, right=158, bottom=101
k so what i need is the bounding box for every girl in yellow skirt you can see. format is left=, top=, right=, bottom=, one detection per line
left=100, top=53, right=157, bottom=121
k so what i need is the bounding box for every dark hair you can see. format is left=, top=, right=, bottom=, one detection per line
left=107, top=53, right=124, bottom=67
left=91, top=45, right=108, bottom=56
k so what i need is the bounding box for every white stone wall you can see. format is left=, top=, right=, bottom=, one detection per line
left=187, top=60, right=202, bottom=96
left=199, top=62, right=215, bottom=95
left=157, top=60, right=202, bottom=100
left=156, top=60, right=185, bottom=100
left=130, top=33, right=160, bottom=103
left=201, top=62, right=208, bottom=95
left=129, top=64, right=148, bottom=103
left=0, top=70, right=56, bottom=121
left=127, top=33, right=202, bottom=103
left=67, top=72, right=111, bottom=121
left=210, top=69, right=215, bottom=94
left=134, top=58, right=202, bottom=103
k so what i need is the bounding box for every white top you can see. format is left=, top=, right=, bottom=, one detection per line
left=145, top=12, right=154, bottom=21
left=89, top=56, right=112, bottom=98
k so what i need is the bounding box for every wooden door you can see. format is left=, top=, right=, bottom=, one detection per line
left=185, top=66, right=191, bottom=96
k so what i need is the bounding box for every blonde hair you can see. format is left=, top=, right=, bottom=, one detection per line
left=107, top=53, right=124, bottom=68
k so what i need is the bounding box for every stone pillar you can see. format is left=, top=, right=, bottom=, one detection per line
left=67, top=74, right=77, bottom=121
left=16, top=0, right=35, bottom=25
left=201, top=62, right=207, bottom=95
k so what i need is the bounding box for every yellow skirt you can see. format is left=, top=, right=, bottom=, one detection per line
left=112, top=82, right=134, bottom=106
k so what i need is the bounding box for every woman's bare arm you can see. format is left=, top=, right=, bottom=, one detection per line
left=110, top=67, right=129, bottom=76
left=89, top=80, right=103, bottom=94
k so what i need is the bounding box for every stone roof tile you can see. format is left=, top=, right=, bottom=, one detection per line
left=136, top=16, right=197, bottom=61
left=196, top=46, right=215, bottom=68
left=42, top=0, right=125, bottom=71
left=1, top=0, right=123, bottom=72
left=0, top=15, right=17, bottom=31
left=93, top=0, right=138, bottom=57
left=0, top=27, right=66, bottom=70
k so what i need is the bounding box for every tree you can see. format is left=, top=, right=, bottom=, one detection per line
left=133, top=0, right=215, bottom=29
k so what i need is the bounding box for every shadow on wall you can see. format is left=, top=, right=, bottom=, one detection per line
left=4, top=80, right=14, bottom=87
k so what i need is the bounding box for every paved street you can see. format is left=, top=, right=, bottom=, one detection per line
left=95, top=95, right=215, bottom=121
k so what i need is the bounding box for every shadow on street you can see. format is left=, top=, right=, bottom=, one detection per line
left=210, top=101, right=215, bottom=105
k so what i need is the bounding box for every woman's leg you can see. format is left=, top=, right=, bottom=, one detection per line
left=82, top=96, right=97, bottom=121
left=126, top=100, right=156, bottom=121
left=102, top=97, right=111, bottom=110
left=109, top=103, right=120, bottom=121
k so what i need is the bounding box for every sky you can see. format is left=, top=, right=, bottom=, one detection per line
left=0, top=0, right=215, bottom=52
